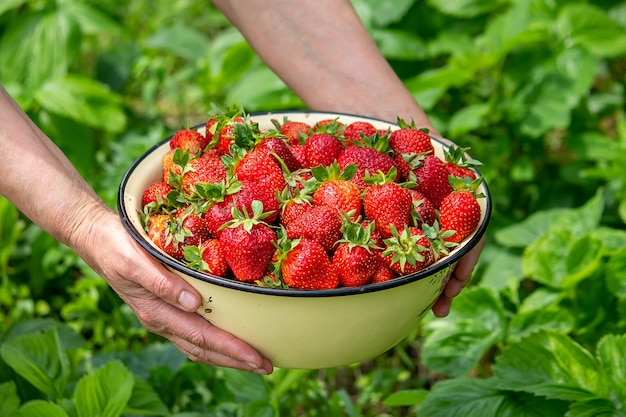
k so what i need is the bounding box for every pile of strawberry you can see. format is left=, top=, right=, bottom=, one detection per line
left=140, top=109, right=485, bottom=290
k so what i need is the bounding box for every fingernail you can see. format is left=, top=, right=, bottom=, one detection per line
left=178, top=290, right=199, bottom=312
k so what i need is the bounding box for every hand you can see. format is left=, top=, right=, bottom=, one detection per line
left=76, top=207, right=274, bottom=375
left=431, top=236, right=485, bottom=317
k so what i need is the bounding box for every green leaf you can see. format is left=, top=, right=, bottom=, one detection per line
left=507, top=290, right=575, bottom=342
left=550, top=189, right=605, bottom=235
left=145, top=25, right=211, bottom=60
left=222, top=368, right=269, bottom=403
left=61, top=1, right=123, bottom=36
left=556, top=4, right=626, bottom=58
left=0, top=11, right=76, bottom=89
left=0, top=381, right=20, bottom=416
left=562, top=235, right=603, bottom=287
left=567, top=398, right=620, bottom=417
left=355, top=0, right=416, bottom=27
left=35, top=76, right=127, bottom=132
left=494, top=208, right=565, bottom=248
left=479, top=249, right=523, bottom=291
left=522, top=229, right=571, bottom=288
left=73, top=360, right=134, bottom=417
left=370, top=29, right=427, bottom=60
left=124, top=377, right=169, bottom=416
left=0, top=327, right=70, bottom=400
left=383, top=389, right=428, bottom=407
left=0, top=0, right=28, bottom=17
left=596, top=334, right=626, bottom=404
left=419, top=377, right=569, bottom=417
left=448, top=103, right=491, bottom=137
left=422, top=287, right=506, bottom=377
left=493, top=330, right=610, bottom=401
left=426, top=0, right=506, bottom=18
left=606, top=247, right=626, bottom=300
left=14, top=400, right=69, bottom=417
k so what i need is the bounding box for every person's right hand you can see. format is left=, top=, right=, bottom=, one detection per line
left=73, top=205, right=273, bottom=375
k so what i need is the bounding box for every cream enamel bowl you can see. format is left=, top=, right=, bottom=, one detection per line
left=117, top=111, right=491, bottom=370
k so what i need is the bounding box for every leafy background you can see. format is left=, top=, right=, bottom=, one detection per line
left=1, top=0, right=626, bottom=416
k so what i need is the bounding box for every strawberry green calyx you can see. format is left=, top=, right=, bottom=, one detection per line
left=311, top=162, right=357, bottom=184
left=220, top=200, right=274, bottom=233
left=338, top=218, right=380, bottom=252
left=395, top=116, right=431, bottom=136
left=448, top=176, right=485, bottom=197
left=422, top=221, right=457, bottom=260
left=382, top=224, right=429, bottom=272
left=183, top=245, right=208, bottom=272
left=362, top=166, right=398, bottom=186
left=444, top=145, right=482, bottom=169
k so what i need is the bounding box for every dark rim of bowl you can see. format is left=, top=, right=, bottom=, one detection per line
left=117, top=110, right=492, bottom=298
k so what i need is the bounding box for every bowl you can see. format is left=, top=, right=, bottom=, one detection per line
left=117, top=111, right=491, bottom=369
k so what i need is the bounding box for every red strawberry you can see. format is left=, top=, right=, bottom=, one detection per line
left=170, top=129, right=208, bottom=156
left=256, top=136, right=302, bottom=172
left=382, top=226, right=435, bottom=275
left=205, top=116, right=245, bottom=155
left=388, top=122, right=433, bottom=157
left=174, top=207, right=210, bottom=246
left=199, top=239, right=229, bottom=277
left=235, top=149, right=286, bottom=224
left=362, top=170, right=413, bottom=238
left=332, top=221, right=381, bottom=287
left=181, top=156, right=227, bottom=194
left=370, top=263, right=395, bottom=284
left=411, top=154, right=453, bottom=208
left=161, top=149, right=181, bottom=184
left=408, top=189, right=437, bottom=227
left=305, top=133, right=344, bottom=168
left=280, top=239, right=340, bottom=290
left=439, top=179, right=483, bottom=244
left=443, top=145, right=481, bottom=180
left=147, top=214, right=182, bottom=258
left=204, top=195, right=236, bottom=238
left=289, top=144, right=308, bottom=168
left=311, top=163, right=362, bottom=220
left=277, top=186, right=313, bottom=226
left=142, top=182, right=174, bottom=206
left=219, top=201, right=277, bottom=282
left=337, top=145, right=397, bottom=187
left=276, top=120, right=311, bottom=146
left=343, top=121, right=377, bottom=145
left=285, top=205, right=343, bottom=252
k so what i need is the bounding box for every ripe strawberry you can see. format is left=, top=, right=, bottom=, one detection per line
left=277, top=186, right=313, bottom=226
left=362, top=170, right=413, bottom=238
left=181, top=156, right=227, bottom=194
left=235, top=149, right=286, bottom=224
left=313, top=118, right=344, bottom=134
left=337, top=145, right=397, bottom=187
left=311, top=163, right=362, bottom=220
left=439, top=179, right=483, bottom=244
left=443, top=145, right=481, bottom=180
left=170, top=129, right=208, bottom=156
left=148, top=214, right=184, bottom=259
left=370, top=263, right=395, bottom=284
left=280, top=238, right=340, bottom=290
left=161, top=149, right=181, bottom=184
left=408, top=189, right=437, bottom=227
left=256, top=136, right=302, bottom=172
left=411, top=154, right=453, bottom=208
left=289, top=144, right=308, bottom=168
left=285, top=205, right=343, bottom=251
left=382, top=226, right=435, bottom=275
left=142, top=182, right=174, bottom=206
left=199, top=239, right=229, bottom=276
left=305, top=133, right=344, bottom=168
left=205, top=115, right=246, bottom=155
left=343, top=121, right=377, bottom=145
left=219, top=201, right=277, bottom=282
left=332, top=221, right=381, bottom=287
left=274, top=119, right=311, bottom=146
left=388, top=119, right=434, bottom=156
left=174, top=207, right=210, bottom=245
left=204, top=195, right=236, bottom=238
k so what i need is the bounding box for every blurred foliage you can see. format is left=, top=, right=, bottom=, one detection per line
left=1, top=0, right=626, bottom=416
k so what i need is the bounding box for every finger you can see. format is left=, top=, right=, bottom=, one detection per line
left=452, top=236, right=485, bottom=281
left=431, top=295, right=452, bottom=318
left=131, top=294, right=272, bottom=371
